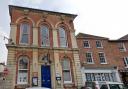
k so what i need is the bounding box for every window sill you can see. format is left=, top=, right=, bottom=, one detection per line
left=84, top=47, right=91, bottom=48
left=96, top=47, right=103, bottom=48
left=15, top=84, right=29, bottom=88
left=64, top=83, right=76, bottom=88
left=100, top=63, right=107, bottom=64
left=87, top=62, right=94, bottom=64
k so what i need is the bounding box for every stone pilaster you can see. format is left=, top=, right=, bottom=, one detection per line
left=73, top=51, right=83, bottom=89
left=10, top=24, right=17, bottom=44
left=6, top=48, right=16, bottom=89
left=53, top=29, right=58, bottom=47
left=70, top=31, right=78, bottom=48
left=33, top=27, right=38, bottom=46
left=54, top=50, right=63, bottom=89
left=32, top=49, right=38, bottom=72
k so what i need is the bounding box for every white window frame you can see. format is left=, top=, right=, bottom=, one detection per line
left=20, top=23, right=30, bottom=44
left=124, top=57, right=128, bottom=67
left=17, top=57, right=28, bottom=84
left=96, top=40, right=103, bottom=48
left=118, top=43, right=126, bottom=52
left=86, top=52, right=94, bottom=64
left=59, top=27, right=68, bottom=48
left=62, top=59, right=72, bottom=84
left=83, top=40, right=90, bottom=48
left=40, top=25, right=50, bottom=47
left=98, top=52, right=107, bottom=64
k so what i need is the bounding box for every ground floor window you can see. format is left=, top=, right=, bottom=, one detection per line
left=17, top=56, right=29, bottom=84
left=85, top=73, right=116, bottom=82
left=62, top=59, right=72, bottom=83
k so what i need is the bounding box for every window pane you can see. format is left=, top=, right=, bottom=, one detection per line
left=84, top=41, right=90, bottom=48
left=99, top=53, right=106, bottom=63
left=21, top=34, right=28, bottom=43
left=19, top=58, right=28, bottom=69
left=20, top=23, right=29, bottom=43
left=63, top=71, right=71, bottom=81
left=118, top=43, right=126, bottom=51
left=59, top=27, right=67, bottom=47
left=62, top=59, right=70, bottom=70
left=86, top=73, right=92, bottom=81
left=86, top=52, right=93, bottom=63
left=41, top=26, right=49, bottom=46
left=18, top=70, right=28, bottom=84
left=96, top=41, right=102, bottom=48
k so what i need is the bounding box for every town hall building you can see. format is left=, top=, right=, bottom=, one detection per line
left=6, top=5, right=83, bottom=89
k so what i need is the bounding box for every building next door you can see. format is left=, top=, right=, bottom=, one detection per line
left=41, top=65, right=51, bottom=88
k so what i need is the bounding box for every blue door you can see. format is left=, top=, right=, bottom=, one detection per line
left=41, top=65, right=51, bottom=88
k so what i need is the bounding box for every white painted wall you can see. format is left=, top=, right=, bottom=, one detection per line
left=0, top=65, right=4, bottom=72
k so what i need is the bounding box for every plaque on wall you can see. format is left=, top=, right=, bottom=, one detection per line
left=32, top=77, right=38, bottom=86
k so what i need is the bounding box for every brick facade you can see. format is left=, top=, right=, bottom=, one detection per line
left=6, top=5, right=83, bottom=89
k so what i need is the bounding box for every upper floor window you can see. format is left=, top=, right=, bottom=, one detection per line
left=17, top=56, right=29, bottom=84
left=83, top=41, right=90, bottom=48
left=98, top=52, right=107, bottom=64
left=20, top=23, right=30, bottom=44
left=62, top=59, right=72, bottom=83
left=86, top=52, right=94, bottom=64
left=40, top=25, right=49, bottom=46
left=124, top=57, right=128, bottom=67
left=96, top=41, right=103, bottom=48
left=59, top=27, right=67, bottom=47
left=118, top=43, right=126, bottom=52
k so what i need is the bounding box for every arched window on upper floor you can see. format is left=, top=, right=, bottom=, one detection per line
left=40, top=25, right=50, bottom=47
left=58, top=27, right=67, bottom=47
left=20, top=23, right=30, bottom=44
left=62, top=58, right=72, bottom=83
left=17, top=56, right=29, bottom=84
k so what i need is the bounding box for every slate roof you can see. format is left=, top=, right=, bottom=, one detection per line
left=76, top=33, right=108, bottom=40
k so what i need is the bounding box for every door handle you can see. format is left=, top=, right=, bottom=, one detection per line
left=47, top=80, right=50, bottom=82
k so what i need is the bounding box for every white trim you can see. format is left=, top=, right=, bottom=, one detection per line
left=83, top=40, right=90, bottom=48
left=98, top=52, right=107, bottom=64
left=62, top=59, right=72, bottom=84
left=96, top=40, right=103, bottom=48
left=40, top=25, right=50, bottom=47
left=86, top=52, right=94, bottom=64
left=17, top=57, right=29, bottom=84
left=19, top=23, right=30, bottom=45
left=124, top=57, right=128, bottom=66
left=119, top=43, right=126, bottom=52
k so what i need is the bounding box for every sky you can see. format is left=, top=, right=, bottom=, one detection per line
left=0, top=0, right=128, bottom=62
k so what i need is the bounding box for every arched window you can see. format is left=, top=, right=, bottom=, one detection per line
left=40, top=25, right=49, bottom=46
left=17, top=56, right=29, bottom=84
left=20, top=23, right=30, bottom=44
left=62, top=59, right=72, bottom=83
left=59, top=27, right=67, bottom=47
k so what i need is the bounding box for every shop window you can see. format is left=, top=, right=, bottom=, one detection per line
left=62, top=59, right=72, bottom=83
left=17, top=56, right=29, bottom=84
left=40, top=25, right=49, bottom=46
left=85, top=73, right=116, bottom=82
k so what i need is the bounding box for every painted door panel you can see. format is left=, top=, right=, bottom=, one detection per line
left=41, top=65, right=51, bottom=88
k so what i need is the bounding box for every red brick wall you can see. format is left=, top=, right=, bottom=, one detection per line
left=77, top=38, right=128, bottom=69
